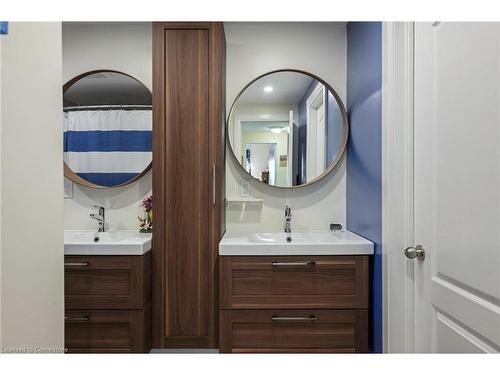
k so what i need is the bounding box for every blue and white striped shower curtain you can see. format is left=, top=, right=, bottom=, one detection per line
left=63, top=109, right=152, bottom=187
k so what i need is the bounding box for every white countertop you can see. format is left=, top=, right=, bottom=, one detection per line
left=219, top=230, right=374, bottom=256
left=64, top=230, right=152, bottom=256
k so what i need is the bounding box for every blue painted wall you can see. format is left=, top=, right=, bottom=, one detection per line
left=346, top=22, right=382, bottom=353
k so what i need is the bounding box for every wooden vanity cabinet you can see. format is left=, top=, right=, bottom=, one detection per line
left=219, top=256, right=369, bottom=353
left=64, top=252, right=152, bottom=353
left=219, top=309, right=368, bottom=353
left=64, top=308, right=151, bottom=353
left=152, top=22, right=226, bottom=349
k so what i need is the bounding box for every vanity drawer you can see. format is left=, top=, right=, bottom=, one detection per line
left=64, top=307, right=151, bottom=353
left=219, top=256, right=369, bottom=309
left=219, top=309, right=368, bottom=353
left=64, top=252, right=151, bottom=309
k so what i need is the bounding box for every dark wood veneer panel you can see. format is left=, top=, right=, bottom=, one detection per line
left=232, top=269, right=356, bottom=295
left=220, top=256, right=369, bottom=309
left=64, top=253, right=150, bottom=310
left=64, top=252, right=152, bottom=353
left=66, top=270, right=131, bottom=295
left=219, top=309, right=368, bottom=353
left=65, top=309, right=150, bottom=353
left=163, top=28, right=209, bottom=338
left=152, top=22, right=225, bottom=348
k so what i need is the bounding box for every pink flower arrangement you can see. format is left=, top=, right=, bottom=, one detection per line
left=138, top=195, right=153, bottom=233
left=141, top=195, right=153, bottom=212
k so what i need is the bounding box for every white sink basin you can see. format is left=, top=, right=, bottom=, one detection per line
left=64, top=230, right=152, bottom=256
left=219, top=230, right=373, bottom=256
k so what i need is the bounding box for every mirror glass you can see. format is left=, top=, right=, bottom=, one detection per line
left=63, top=71, right=152, bottom=188
left=227, top=70, right=348, bottom=187
left=227, top=70, right=348, bottom=188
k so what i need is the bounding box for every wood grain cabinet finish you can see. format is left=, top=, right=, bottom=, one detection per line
left=65, top=254, right=151, bottom=309
left=219, top=309, right=368, bottom=353
left=65, top=306, right=151, bottom=353
left=152, top=22, right=225, bottom=349
left=64, top=252, right=152, bottom=353
left=219, top=256, right=369, bottom=309
left=219, top=256, right=369, bottom=353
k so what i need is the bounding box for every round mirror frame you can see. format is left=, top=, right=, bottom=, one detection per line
left=226, top=69, right=349, bottom=189
left=62, top=69, right=152, bottom=189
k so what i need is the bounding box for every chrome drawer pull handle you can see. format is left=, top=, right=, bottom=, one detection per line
left=64, top=262, right=89, bottom=267
left=64, top=316, right=89, bottom=322
left=271, top=261, right=315, bottom=267
left=272, top=315, right=317, bottom=322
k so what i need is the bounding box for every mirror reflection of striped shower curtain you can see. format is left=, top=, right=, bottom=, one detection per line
left=63, top=110, right=152, bottom=187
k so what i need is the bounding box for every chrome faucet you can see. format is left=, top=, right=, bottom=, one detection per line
left=284, top=205, right=292, bottom=242
left=90, top=205, right=105, bottom=232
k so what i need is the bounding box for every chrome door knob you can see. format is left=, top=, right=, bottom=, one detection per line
left=404, top=245, right=425, bottom=260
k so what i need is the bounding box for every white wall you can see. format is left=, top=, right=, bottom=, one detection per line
left=62, top=22, right=152, bottom=230
left=0, top=22, right=64, bottom=351
left=224, top=22, right=347, bottom=230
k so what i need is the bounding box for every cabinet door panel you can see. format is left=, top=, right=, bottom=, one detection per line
left=153, top=23, right=225, bottom=348
left=64, top=255, right=144, bottom=309
left=65, top=309, right=150, bottom=353
left=219, top=309, right=368, bottom=353
left=163, top=28, right=210, bottom=339
left=220, top=256, right=369, bottom=309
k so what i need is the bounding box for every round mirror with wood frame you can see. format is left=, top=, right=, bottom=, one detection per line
left=63, top=70, right=152, bottom=189
left=227, top=69, right=349, bottom=189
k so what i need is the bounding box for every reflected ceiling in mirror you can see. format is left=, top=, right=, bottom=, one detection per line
left=227, top=70, right=348, bottom=188
left=63, top=70, right=152, bottom=188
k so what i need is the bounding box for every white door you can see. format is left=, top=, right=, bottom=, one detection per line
left=413, top=22, right=500, bottom=353
left=245, top=143, right=277, bottom=184
left=288, top=110, right=294, bottom=186
left=316, top=101, right=326, bottom=173
left=306, top=83, right=326, bottom=181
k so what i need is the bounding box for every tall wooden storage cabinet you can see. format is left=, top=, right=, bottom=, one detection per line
left=152, top=22, right=225, bottom=349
